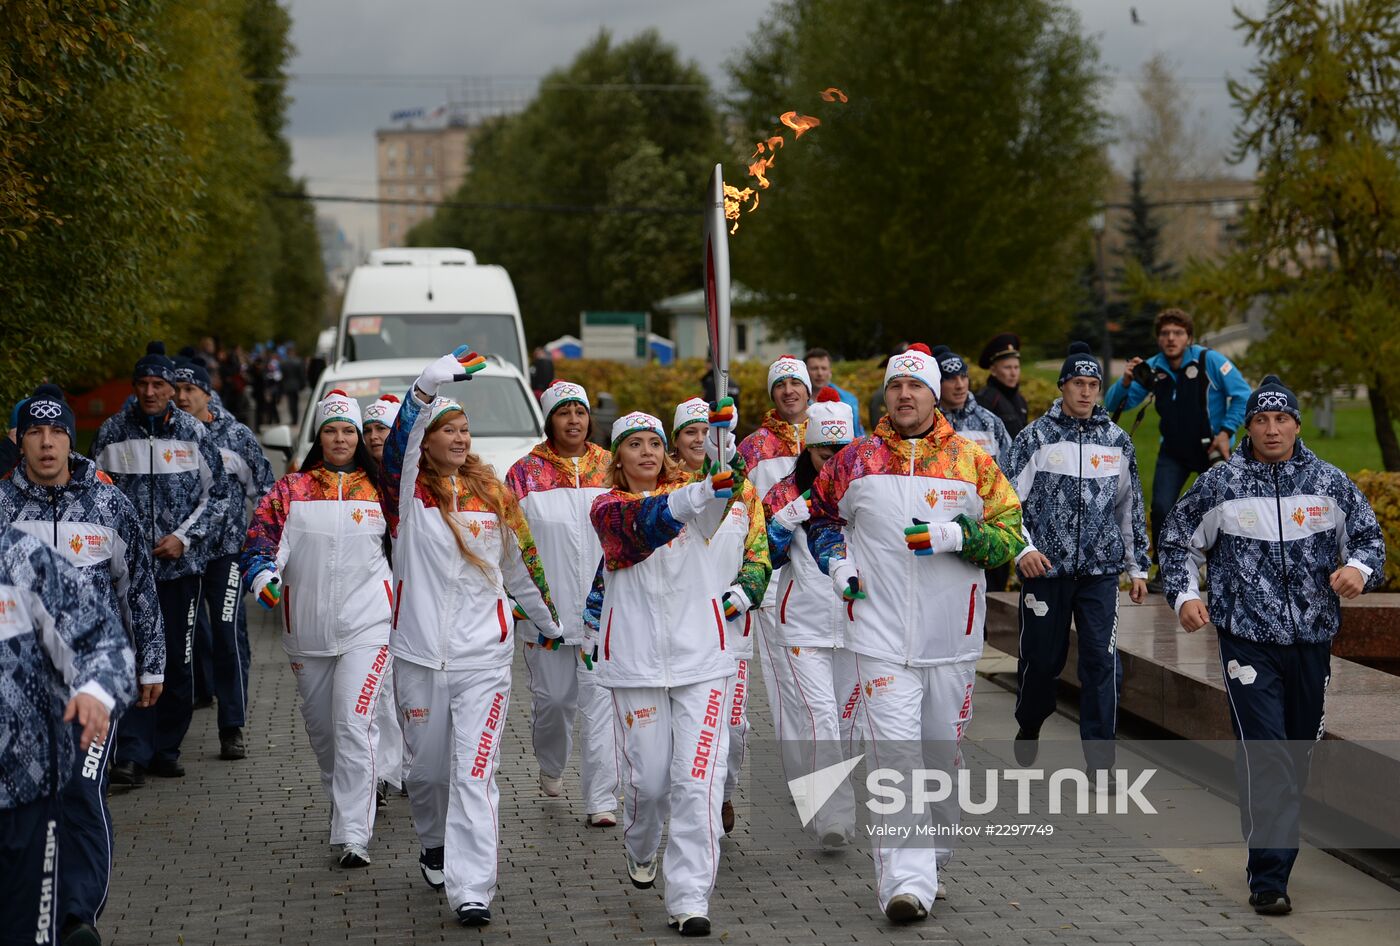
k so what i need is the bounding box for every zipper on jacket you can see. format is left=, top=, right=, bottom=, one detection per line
left=1074, top=422, right=1085, bottom=577
left=1272, top=465, right=1300, bottom=641
left=148, top=431, right=156, bottom=552
left=332, top=471, right=345, bottom=656
left=904, top=438, right=917, bottom=666
left=48, top=486, right=59, bottom=548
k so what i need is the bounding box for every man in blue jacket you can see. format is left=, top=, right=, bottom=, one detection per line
left=1160, top=375, right=1385, bottom=916
left=1002, top=343, right=1150, bottom=778
left=174, top=354, right=275, bottom=762
left=804, top=348, right=865, bottom=437
left=93, top=342, right=229, bottom=784
left=0, top=524, right=133, bottom=946
left=1103, top=309, right=1251, bottom=589
left=0, top=385, right=165, bottom=946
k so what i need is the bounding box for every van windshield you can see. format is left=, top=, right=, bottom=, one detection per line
left=309, top=374, right=540, bottom=442
left=343, top=313, right=523, bottom=372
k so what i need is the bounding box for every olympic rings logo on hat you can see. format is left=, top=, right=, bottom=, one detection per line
left=1256, top=392, right=1290, bottom=411
left=322, top=400, right=352, bottom=415
left=892, top=356, right=926, bottom=372
left=938, top=357, right=964, bottom=374
left=173, top=368, right=195, bottom=383
left=364, top=404, right=387, bottom=418
left=820, top=421, right=849, bottom=438
left=28, top=401, right=63, bottom=420
left=685, top=402, right=707, bottom=416
left=549, top=382, right=583, bottom=398
left=621, top=412, right=654, bottom=426
left=1073, top=359, right=1101, bottom=375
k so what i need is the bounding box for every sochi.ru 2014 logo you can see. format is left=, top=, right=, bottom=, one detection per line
left=1292, top=507, right=1306, bottom=527
left=69, top=535, right=84, bottom=555
left=351, top=509, right=364, bottom=524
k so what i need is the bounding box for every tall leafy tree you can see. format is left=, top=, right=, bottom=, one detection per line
left=1178, top=1, right=1400, bottom=469
left=724, top=0, right=1111, bottom=356
left=411, top=30, right=723, bottom=345
left=1113, top=162, right=1173, bottom=356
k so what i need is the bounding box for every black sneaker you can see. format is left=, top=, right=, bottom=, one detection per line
left=148, top=758, right=185, bottom=778
left=884, top=893, right=928, bottom=923
left=60, top=918, right=102, bottom=946
left=110, top=761, right=144, bottom=787
left=667, top=914, right=711, bottom=937
left=419, top=847, right=445, bottom=890
left=1013, top=728, right=1040, bottom=767
left=1249, top=890, right=1292, bottom=915
left=219, top=728, right=246, bottom=761
left=1087, top=767, right=1118, bottom=794
left=456, top=903, right=491, bottom=927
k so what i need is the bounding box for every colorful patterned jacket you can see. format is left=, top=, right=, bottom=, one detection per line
left=1001, top=401, right=1150, bottom=580
left=738, top=410, right=807, bottom=502
left=506, top=441, right=611, bottom=646
left=243, top=466, right=392, bottom=657
left=941, top=398, right=1013, bottom=468
left=198, top=396, right=276, bottom=560
left=765, top=472, right=844, bottom=648
left=0, top=454, right=164, bottom=684
left=92, top=397, right=229, bottom=580
left=380, top=389, right=557, bottom=671
left=807, top=413, right=1025, bottom=666
left=1160, top=440, right=1385, bottom=645
left=0, top=527, right=133, bottom=808
left=587, top=472, right=744, bottom=688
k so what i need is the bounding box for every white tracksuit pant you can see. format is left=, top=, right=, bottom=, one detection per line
left=396, top=660, right=511, bottom=908
left=523, top=642, right=620, bottom=814
left=773, top=645, right=862, bottom=841
left=753, top=590, right=796, bottom=741
left=289, top=643, right=388, bottom=847
left=854, top=653, right=978, bottom=912
left=375, top=661, right=404, bottom=789
left=611, top=677, right=732, bottom=919
left=723, top=658, right=750, bottom=803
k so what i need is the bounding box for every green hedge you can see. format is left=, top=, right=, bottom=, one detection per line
left=1352, top=471, right=1400, bottom=591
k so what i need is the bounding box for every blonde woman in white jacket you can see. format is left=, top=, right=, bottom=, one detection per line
left=242, top=391, right=393, bottom=869
left=379, top=347, right=561, bottom=928
left=586, top=410, right=748, bottom=938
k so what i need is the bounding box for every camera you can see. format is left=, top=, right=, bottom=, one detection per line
left=1131, top=360, right=1156, bottom=389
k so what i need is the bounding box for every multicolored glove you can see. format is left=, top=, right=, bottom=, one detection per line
left=511, top=600, right=528, bottom=621
left=669, top=469, right=733, bottom=521
left=709, top=464, right=735, bottom=499
left=536, top=632, right=562, bottom=650
left=708, top=397, right=736, bottom=429
left=416, top=344, right=486, bottom=395
left=830, top=559, right=866, bottom=602
left=720, top=586, right=752, bottom=622
left=250, top=570, right=282, bottom=610
left=772, top=490, right=813, bottom=532
left=904, top=518, right=962, bottom=556
left=580, top=645, right=598, bottom=671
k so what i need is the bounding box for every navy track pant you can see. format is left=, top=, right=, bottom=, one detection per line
left=117, top=574, right=200, bottom=768
left=193, top=553, right=250, bottom=731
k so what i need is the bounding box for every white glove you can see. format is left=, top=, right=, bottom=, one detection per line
left=720, top=585, right=753, bottom=622
left=667, top=478, right=727, bottom=523
left=703, top=421, right=737, bottom=467
left=928, top=521, right=963, bottom=554
left=772, top=492, right=812, bottom=532
left=414, top=345, right=482, bottom=399
left=250, top=568, right=278, bottom=598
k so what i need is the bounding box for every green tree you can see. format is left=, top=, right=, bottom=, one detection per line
left=1113, top=162, right=1173, bottom=356
left=1180, top=1, right=1400, bottom=469
left=411, top=30, right=723, bottom=345
left=724, top=0, right=1111, bottom=356
left=0, top=1, right=194, bottom=408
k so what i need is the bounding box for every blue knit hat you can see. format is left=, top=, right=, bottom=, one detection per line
left=133, top=341, right=176, bottom=384
left=172, top=353, right=212, bottom=394
left=1058, top=341, right=1103, bottom=386
left=17, top=384, right=76, bottom=442
left=1244, top=375, right=1301, bottom=424
left=930, top=346, right=968, bottom=378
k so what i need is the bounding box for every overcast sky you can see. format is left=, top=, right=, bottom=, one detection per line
left=285, top=0, right=1264, bottom=252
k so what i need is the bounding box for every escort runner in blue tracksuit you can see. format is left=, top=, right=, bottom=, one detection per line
left=1160, top=375, right=1385, bottom=916
left=173, top=355, right=275, bottom=761
left=1102, top=309, right=1251, bottom=579
left=1002, top=344, right=1150, bottom=775
left=92, top=342, right=229, bottom=783
left=0, top=386, right=164, bottom=945
left=0, top=525, right=134, bottom=946
left=932, top=347, right=1012, bottom=469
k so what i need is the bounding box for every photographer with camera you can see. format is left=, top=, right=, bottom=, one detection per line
left=1103, top=309, right=1251, bottom=592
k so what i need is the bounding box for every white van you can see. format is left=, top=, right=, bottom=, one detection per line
left=338, top=247, right=529, bottom=375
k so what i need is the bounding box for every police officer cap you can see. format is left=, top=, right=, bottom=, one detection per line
left=979, top=333, right=1021, bottom=369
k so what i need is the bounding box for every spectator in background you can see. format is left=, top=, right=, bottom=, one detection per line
left=804, top=348, right=864, bottom=437
left=282, top=342, right=306, bottom=425
left=530, top=346, right=555, bottom=398
left=220, top=346, right=251, bottom=426
left=975, top=333, right=1029, bottom=437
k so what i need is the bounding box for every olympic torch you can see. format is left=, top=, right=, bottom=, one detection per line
left=703, top=163, right=733, bottom=467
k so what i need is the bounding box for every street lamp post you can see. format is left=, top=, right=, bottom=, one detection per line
left=1088, top=211, right=1113, bottom=377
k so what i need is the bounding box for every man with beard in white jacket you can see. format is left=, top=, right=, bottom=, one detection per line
left=807, top=344, right=1026, bottom=923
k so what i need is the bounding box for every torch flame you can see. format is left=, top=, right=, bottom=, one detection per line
left=779, top=111, right=821, bottom=138
left=726, top=89, right=847, bottom=233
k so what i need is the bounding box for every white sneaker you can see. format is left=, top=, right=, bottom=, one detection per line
left=626, top=851, right=657, bottom=889
left=587, top=810, right=617, bottom=827
left=337, top=843, right=371, bottom=868
left=936, top=883, right=947, bottom=900
left=539, top=772, right=563, bottom=797
left=668, top=914, right=711, bottom=936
